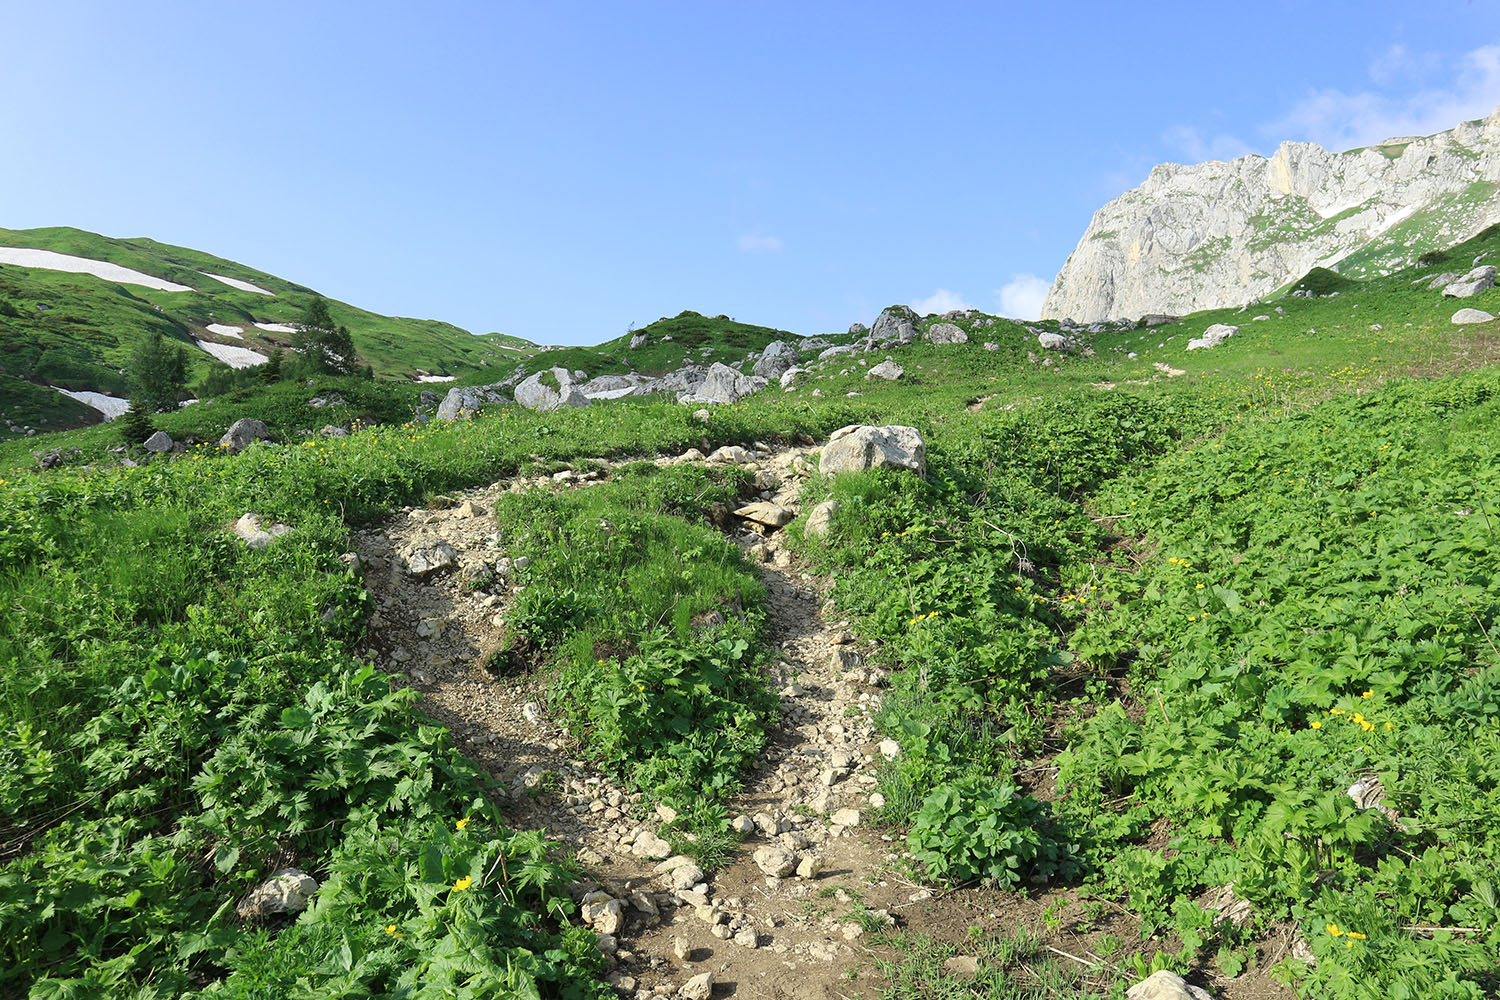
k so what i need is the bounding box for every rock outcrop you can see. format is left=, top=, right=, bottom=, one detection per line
left=515, top=368, right=589, bottom=411
left=1044, top=106, right=1500, bottom=323
left=819, top=425, right=926, bottom=478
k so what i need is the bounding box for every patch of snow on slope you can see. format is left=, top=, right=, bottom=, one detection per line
left=200, top=271, right=274, bottom=295
left=195, top=339, right=268, bottom=368
left=52, top=386, right=130, bottom=419
left=0, top=248, right=194, bottom=291
left=205, top=323, right=244, bottom=339
left=415, top=375, right=457, bottom=382
left=253, top=322, right=297, bottom=334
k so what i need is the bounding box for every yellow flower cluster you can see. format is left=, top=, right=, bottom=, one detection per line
left=1326, top=922, right=1367, bottom=947
left=907, top=611, right=940, bottom=625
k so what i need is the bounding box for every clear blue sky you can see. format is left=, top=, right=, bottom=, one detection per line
left=3, top=1, right=1497, bottom=343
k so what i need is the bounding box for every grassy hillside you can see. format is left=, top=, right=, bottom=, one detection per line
left=3, top=233, right=1500, bottom=998
left=0, top=226, right=537, bottom=438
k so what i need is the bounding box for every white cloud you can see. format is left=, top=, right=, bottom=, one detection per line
left=909, top=288, right=972, bottom=315
left=1161, top=124, right=1255, bottom=163
left=1268, top=44, right=1500, bottom=151
left=737, top=234, right=783, bottom=253
left=995, top=273, right=1050, bottom=320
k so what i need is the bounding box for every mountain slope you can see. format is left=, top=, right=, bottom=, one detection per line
left=1044, top=107, right=1500, bottom=323
left=0, top=226, right=538, bottom=431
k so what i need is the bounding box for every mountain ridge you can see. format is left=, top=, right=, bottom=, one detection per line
left=1043, top=106, right=1500, bottom=322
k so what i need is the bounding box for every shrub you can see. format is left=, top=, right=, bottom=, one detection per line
left=907, top=777, right=1074, bottom=887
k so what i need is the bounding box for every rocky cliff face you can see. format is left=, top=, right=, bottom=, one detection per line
left=1043, top=107, right=1500, bottom=323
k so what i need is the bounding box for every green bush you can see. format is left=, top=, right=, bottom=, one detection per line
left=907, top=777, right=1074, bottom=887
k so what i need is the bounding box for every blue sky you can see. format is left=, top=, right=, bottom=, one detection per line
left=3, top=1, right=1498, bottom=344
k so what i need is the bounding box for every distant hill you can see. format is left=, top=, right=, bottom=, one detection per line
left=0, top=226, right=538, bottom=433
left=1044, top=107, right=1500, bottom=323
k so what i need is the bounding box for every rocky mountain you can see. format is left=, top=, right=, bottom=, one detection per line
left=1043, top=107, right=1500, bottom=323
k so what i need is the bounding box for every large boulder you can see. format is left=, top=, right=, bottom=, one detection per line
left=926, top=322, right=968, bottom=345
left=143, top=430, right=174, bottom=453
left=818, top=344, right=858, bottom=362
left=847, top=322, right=868, bottom=335
left=1425, top=271, right=1461, bottom=291
left=1442, top=265, right=1497, bottom=298
left=1125, top=970, right=1215, bottom=1000
left=515, top=368, right=590, bottom=411
left=1037, top=331, right=1074, bottom=352
left=1186, top=323, right=1238, bottom=351
left=219, top=418, right=271, bottom=453
left=867, top=359, right=904, bottom=380
left=437, top=384, right=509, bottom=420
left=678, top=362, right=767, bottom=405
left=233, top=513, right=292, bottom=550
left=869, top=305, right=918, bottom=347
left=752, top=340, right=798, bottom=379
left=1452, top=308, right=1495, bottom=324
left=819, top=425, right=926, bottom=478
left=805, top=499, right=839, bottom=539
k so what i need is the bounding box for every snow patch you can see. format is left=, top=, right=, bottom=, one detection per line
left=200, top=271, right=274, bottom=296
left=52, top=386, right=130, bottom=420
left=253, top=322, right=297, bottom=334
left=204, top=323, right=244, bottom=339
left=415, top=375, right=457, bottom=383
left=195, top=339, right=268, bottom=368
left=0, top=247, right=194, bottom=292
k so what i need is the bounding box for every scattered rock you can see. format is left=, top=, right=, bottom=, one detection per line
left=805, top=499, right=839, bottom=539
left=734, top=501, right=794, bottom=528
left=516, top=368, right=590, bottom=411
left=818, top=424, right=926, bottom=478
left=143, top=430, right=174, bottom=453
left=678, top=972, right=714, bottom=1000
left=830, top=808, right=861, bottom=827
left=233, top=512, right=293, bottom=550
left=632, top=830, right=673, bottom=860
left=926, top=322, right=968, bottom=345
left=219, top=417, right=271, bottom=453
left=752, top=846, right=797, bottom=878
left=1442, top=265, right=1497, bottom=298
left=437, top=384, right=509, bottom=420
left=404, top=540, right=459, bottom=578
left=1452, top=308, right=1495, bottom=324
left=679, top=362, right=767, bottom=406
left=235, top=868, right=319, bottom=919
left=581, top=891, right=624, bottom=935
left=943, top=956, right=980, bottom=976
left=1125, top=970, right=1215, bottom=1000
left=1186, top=323, right=1238, bottom=351
left=867, top=359, right=904, bottom=380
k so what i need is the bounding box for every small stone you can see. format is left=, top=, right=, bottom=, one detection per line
left=678, top=972, right=714, bottom=1000
left=632, top=831, right=673, bottom=860
left=235, top=868, right=319, bottom=919
left=1125, top=970, right=1216, bottom=1000
left=734, top=927, right=759, bottom=949
left=943, top=956, right=980, bottom=976
left=672, top=935, right=691, bottom=960
left=830, top=808, right=862, bottom=827
left=752, top=846, right=797, bottom=878
left=795, top=855, right=823, bottom=879
left=878, top=739, right=900, bottom=759
left=731, top=814, right=756, bottom=835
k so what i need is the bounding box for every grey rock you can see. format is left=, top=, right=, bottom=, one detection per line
left=678, top=972, right=714, bottom=1000
left=1037, top=331, right=1074, bottom=351
left=1442, top=265, right=1497, bottom=298
left=847, top=322, right=868, bottom=335
left=678, top=362, right=767, bottom=405
left=779, top=366, right=805, bottom=389
left=631, top=831, right=673, bottom=860
left=516, top=368, right=590, bottom=411
left=819, top=424, right=926, bottom=478
left=734, top=502, right=795, bottom=528
left=219, top=418, right=271, bottom=453
left=926, top=322, right=968, bottom=345
left=752, top=846, right=797, bottom=878
left=1452, top=308, right=1495, bottom=323
left=437, top=384, right=509, bottom=420
left=405, top=540, right=458, bottom=578
left=1125, top=970, right=1215, bottom=1000
left=752, top=340, right=798, bottom=379
left=235, top=868, right=318, bottom=919
left=143, top=430, right=174, bottom=453
left=818, top=344, right=858, bottom=361
left=805, top=499, right=839, bottom=539
left=870, top=305, right=918, bottom=346
left=629, top=332, right=647, bottom=349
left=1187, top=323, right=1239, bottom=351
left=320, top=424, right=348, bottom=437
left=233, top=512, right=292, bottom=550
left=867, top=359, right=904, bottom=380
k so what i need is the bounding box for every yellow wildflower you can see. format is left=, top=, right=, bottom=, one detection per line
left=1330, top=708, right=1344, bottom=715
left=1346, top=931, right=1366, bottom=940
left=385, top=923, right=405, bottom=937
left=1360, top=690, right=1372, bottom=698
left=1309, top=721, right=1322, bottom=729
left=1326, top=922, right=1342, bottom=937
left=455, top=816, right=470, bottom=831
left=452, top=876, right=472, bottom=892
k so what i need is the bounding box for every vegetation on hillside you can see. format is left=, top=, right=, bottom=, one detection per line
left=2, top=228, right=1500, bottom=998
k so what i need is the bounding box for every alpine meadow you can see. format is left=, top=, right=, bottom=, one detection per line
left=3, top=13, right=1500, bottom=1000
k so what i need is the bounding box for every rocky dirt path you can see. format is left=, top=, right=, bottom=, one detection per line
left=351, top=445, right=942, bottom=999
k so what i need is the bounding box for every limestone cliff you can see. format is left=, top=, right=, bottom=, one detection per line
left=1043, top=107, right=1500, bottom=323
